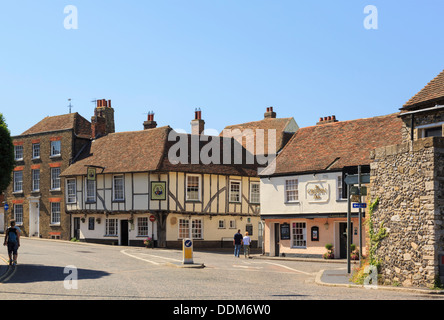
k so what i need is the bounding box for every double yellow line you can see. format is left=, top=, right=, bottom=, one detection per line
left=0, top=254, right=17, bottom=283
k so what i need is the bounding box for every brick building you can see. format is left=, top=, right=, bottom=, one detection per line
left=3, top=99, right=114, bottom=240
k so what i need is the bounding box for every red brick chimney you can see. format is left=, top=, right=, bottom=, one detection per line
left=317, top=115, right=338, bottom=125
left=191, top=108, right=205, bottom=135
left=91, top=98, right=115, bottom=139
left=143, top=111, right=157, bottom=130
left=264, top=106, right=277, bottom=119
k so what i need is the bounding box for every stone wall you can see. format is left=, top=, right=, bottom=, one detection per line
left=369, top=137, right=444, bottom=288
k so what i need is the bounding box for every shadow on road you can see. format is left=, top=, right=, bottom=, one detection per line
left=4, top=264, right=110, bottom=284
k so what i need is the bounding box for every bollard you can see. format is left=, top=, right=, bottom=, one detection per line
left=183, top=238, right=194, bottom=264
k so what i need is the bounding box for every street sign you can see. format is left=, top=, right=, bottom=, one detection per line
left=4, top=203, right=9, bottom=211
left=353, top=203, right=367, bottom=209
left=345, top=174, right=370, bottom=185
left=149, top=215, right=156, bottom=222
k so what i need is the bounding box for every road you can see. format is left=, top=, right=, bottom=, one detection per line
left=0, top=237, right=442, bottom=302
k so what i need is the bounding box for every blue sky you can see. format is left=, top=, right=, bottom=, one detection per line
left=1, top=0, right=443, bottom=136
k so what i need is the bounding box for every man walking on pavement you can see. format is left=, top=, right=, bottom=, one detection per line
left=233, top=229, right=243, bottom=258
left=3, top=219, right=20, bottom=266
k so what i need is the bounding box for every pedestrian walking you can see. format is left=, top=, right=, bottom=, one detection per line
left=3, top=219, right=20, bottom=266
left=233, top=229, right=243, bottom=257
left=243, top=232, right=251, bottom=258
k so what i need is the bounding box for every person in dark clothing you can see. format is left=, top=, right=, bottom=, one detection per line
left=3, top=220, right=20, bottom=266
left=233, top=229, right=243, bottom=258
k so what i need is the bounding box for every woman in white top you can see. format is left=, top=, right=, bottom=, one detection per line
left=243, top=232, right=251, bottom=258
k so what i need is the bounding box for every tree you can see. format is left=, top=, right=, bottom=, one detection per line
left=0, top=113, right=15, bottom=194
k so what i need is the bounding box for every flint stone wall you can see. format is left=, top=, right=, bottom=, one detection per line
left=370, top=137, right=444, bottom=288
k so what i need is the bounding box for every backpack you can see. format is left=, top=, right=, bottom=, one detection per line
left=7, top=227, right=17, bottom=243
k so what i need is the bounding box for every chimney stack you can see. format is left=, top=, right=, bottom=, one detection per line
left=191, top=108, right=205, bottom=135
left=143, top=111, right=158, bottom=130
left=317, top=115, right=338, bottom=125
left=264, top=106, right=277, bottom=119
left=91, top=98, right=115, bottom=139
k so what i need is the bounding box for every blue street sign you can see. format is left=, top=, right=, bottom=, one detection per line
left=353, top=203, right=367, bottom=209
left=184, top=239, right=192, bottom=248
left=4, top=203, right=9, bottom=211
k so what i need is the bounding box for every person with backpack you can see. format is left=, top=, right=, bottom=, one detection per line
left=3, top=219, right=20, bottom=266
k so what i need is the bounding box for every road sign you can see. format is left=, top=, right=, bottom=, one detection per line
left=345, top=174, right=370, bottom=185
left=149, top=215, right=156, bottom=222
left=353, top=203, right=367, bottom=209
left=183, top=238, right=194, bottom=264
left=4, top=203, right=8, bottom=211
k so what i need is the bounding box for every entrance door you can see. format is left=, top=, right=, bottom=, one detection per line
left=339, top=222, right=353, bottom=259
left=29, top=201, right=39, bottom=237
left=73, top=217, right=81, bottom=240
left=120, top=220, right=129, bottom=246
left=274, top=223, right=280, bottom=257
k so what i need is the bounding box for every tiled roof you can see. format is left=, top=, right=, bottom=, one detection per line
left=261, top=113, right=403, bottom=176
left=402, top=69, right=444, bottom=110
left=61, top=126, right=170, bottom=176
left=61, top=127, right=258, bottom=177
left=20, top=113, right=91, bottom=138
left=221, top=117, right=296, bottom=155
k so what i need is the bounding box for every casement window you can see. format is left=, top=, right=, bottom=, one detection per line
left=229, top=180, right=241, bottom=203
left=138, top=217, right=149, bottom=236
left=105, top=219, right=118, bottom=236
left=51, top=167, right=61, bottom=190
left=66, top=179, right=76, bottom=203
left=32, top=169, right=40, bottom=192
left=292, top=222, right=307, bottom=248
left=178, top=218, right=203, bottom=239
left=113, top=175, right=124, bottom=201
left=186, top=175, right=200, bottom=201
left=50, top=140, right=61, bottom=157
left=250, top=182, right=260, bottom=204
left=32, top=143, right=40, bottom=159
left=14, top=145, right=23, bottom=161
left=51, top=202, right=61, bottom=225
left=229, top=220, right=236, bottom=229
left=285, top=179, right=299, bottom=202
left=86, top=179, right=96, bottom=203
left=218, top=220, right=226, bottom=229
left=14, top=204, right=23, bottom=225
left=13, top=171, right=23, bottom=193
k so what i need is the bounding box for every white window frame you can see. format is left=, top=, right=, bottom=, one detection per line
left=50, top=140, right=61, bottom=157
left=51, top=167, right=61, bottom=190
left=66, top=179, right=76, bottom=203
left=32, top=169, right=40, bottom=192
left=178, top=218, right=203, bottom=240
left=285, top=179, right=299, bottom=203
left=218, top=220, right=226, bottom=229
left=137, top=217, right=149, bottom=236
left=229, top=180, right=241, bottom=203
left=32, top=143, right=40, bottom=159
left=186, top=174, right=201, bottom=201
left=105, top=219, right=118, bottom=236
left=113, top=175, right=125, bottom=201
left=14, top=145, right=23, bottom=161
left=291, top=221, right=307, bottom=248
left=13, top=171, right=23, bottom=193
left=51, top=202, right=61, bottom=225
left=229, top=220, right=236, bottom=229
left=85, top=179, right=96, bottom=203
left=250, top=181, right=260, bottom=204
left=14, top=204, right=23, bottom=225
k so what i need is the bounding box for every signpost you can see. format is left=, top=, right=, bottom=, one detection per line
left=183, top=238, right=194, bottom=265
left=4, top=203, right=9, bottom=212
left=345, top=167, right=368, bottom=273
left=150, top=215, right=155, bottom=249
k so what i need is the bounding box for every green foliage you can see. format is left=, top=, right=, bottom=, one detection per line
left=0, top=114, right=15, bottom=194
